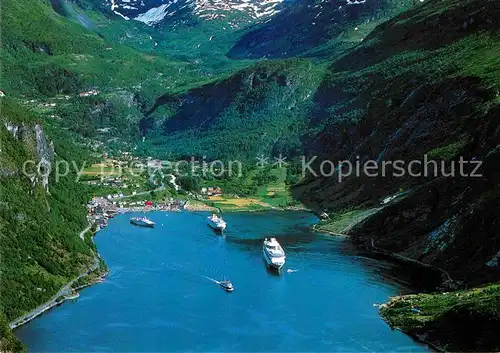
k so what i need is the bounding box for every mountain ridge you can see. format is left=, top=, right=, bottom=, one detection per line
left=1, top=0, right=500, bottom=351
left=89, top=0, right=289, bottom=27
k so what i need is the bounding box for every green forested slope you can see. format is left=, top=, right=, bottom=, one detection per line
left=141, top=59, right=326, bottom=160
left=0, top=0, right=198, bottom=97
left=290, top=2, right=500, bottom=349
left=381, top=284, right=500, bottom=351
left=1, top=0, right=500, bottom=351
left=0, top=98, right=98, bottom=350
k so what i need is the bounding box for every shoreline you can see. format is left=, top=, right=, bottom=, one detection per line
left=183, top=200, right=219, bottom=212
left=117, top=206, right=182, bottom=213
left=311, top=224, right=349, bottom=237
left=72, top=269, right=109, bottom=292
left=11, top=206, right=308, bottom=330
left=393, top=326, right=445, bottom=352
left=363, top=240, right=453, bottom=352
left=10, top=258, right=108, bottom=330
left=313, top=223, right=455, bottom=287
left=310, top=219, right=456, bottom=352
left=183, top=199, right=310, bottom=213
left=15, top=208, right=446, bottom=353
left=365, top=239, right=456, bottom=288
left=10, top=227, right=108, bottom=330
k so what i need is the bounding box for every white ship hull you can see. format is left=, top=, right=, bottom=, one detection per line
left=263, top=237, right=286, bottom=270
left=130, top=218, right=155, bottom=228
left=207, top=217, right=226, bottom=232
left=263, top=248, right=286, bottom=270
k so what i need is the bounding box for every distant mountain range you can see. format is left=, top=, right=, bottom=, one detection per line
left=227, top=0, right=414, bottom=59
left=3, top=0, right=500, bottom=351
left=102, top=0, right=290, bottom=26
left=95, top=0, right=418, bottom=59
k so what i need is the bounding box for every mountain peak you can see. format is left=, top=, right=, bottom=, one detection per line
left=106, top=0, right=287, bottom=26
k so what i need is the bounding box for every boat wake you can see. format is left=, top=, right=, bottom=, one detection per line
left=287, top=269, right=298, bottom=273
left=199, top=275, right=221, bottom=284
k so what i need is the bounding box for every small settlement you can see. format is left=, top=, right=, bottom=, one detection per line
left=86, top=197, right=186, bottom=232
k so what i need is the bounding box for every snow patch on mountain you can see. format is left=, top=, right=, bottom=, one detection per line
left=108, top=0, right=285, bottom=26
left=135, top=3, right=171, bottom=24
left=110, top=0, right=130, bottom=19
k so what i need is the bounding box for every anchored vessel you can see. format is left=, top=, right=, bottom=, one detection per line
left=207, top=214, right=226, bottom=232
left=130, top=216, right=155, bottom=228
left=263, top=237, right=286, bottom=270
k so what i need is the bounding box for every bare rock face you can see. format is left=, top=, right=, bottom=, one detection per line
left=294, top=75, right=500, bottom=287
left=2, top=121, right=55, bottom=192
left=101, top=0, right=287, bottom=27
left=34, top=124, right=55, bottom=192
left=4, top=122, right=20, bottom=138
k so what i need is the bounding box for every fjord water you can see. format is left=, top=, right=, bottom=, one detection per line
left=16, top=211, right=426, bottom=352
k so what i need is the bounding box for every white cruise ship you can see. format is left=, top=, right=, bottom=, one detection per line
left=130, top=216, right=155, bottom=228
left=207, top=214, right=226, bottom=232
left=263, top=237, right=286, bottom=270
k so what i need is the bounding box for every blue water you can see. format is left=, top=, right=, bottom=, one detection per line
left=16, top=211, right=427, bottom=352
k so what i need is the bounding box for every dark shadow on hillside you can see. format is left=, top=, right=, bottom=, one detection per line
left=332, top=0, right=500, bottom=71
left=294, top=73, right=500, bottom=286
left=227, top=0, right=400, bottom=60
left=144, top=65, right=290, bottom=135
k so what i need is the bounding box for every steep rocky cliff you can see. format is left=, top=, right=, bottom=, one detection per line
left=227, top=0, right=416, bottom=59
left=0, top=99, right=95, bottom=350
left=3, top=121, right=55, bottom=192
left=294, top=0, right=500, bottom=287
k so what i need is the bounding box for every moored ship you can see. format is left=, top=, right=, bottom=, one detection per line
left=207, top=214, right=226, bottom=232
left=263, top=237, right=286, bottom=270
left=130, top=216, right=155, bottom=228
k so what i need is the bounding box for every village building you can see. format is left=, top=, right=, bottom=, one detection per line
left=79, top=89, right=100, bottom=97
left=201, top=186, right=222, bottom=196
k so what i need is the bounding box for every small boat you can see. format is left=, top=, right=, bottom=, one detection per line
left=66, top=292, right=80, bottom=300
left=218, top=280, right=234, bottom=292
left=263, top=237, right=286, bottom=270
left=207, top=214, right=226, bottom=232
left=130, top=216, right=155, bottom=228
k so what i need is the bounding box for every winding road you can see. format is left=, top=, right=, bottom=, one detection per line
left=10, top=227, right=100, bottom=329
left=79, top=225, right=92, bottom=240
left=10, top=179, right=170, bottom=329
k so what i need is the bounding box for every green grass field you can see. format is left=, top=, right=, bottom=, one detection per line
left=203, top=167, right=301, bottom=211
left=314, top=208, right=382, bottom=235
left=380, top=284, right=500, bottom=351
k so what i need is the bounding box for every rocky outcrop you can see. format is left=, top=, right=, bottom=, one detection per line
left=293, top=0, right=500, bottom=287
left=227, top=0, right=417, bottom=59
left=295, top=75, right=500, bottom=287
left=2, top=121, right=55, bottom=192
left=34, top=124, right=55, bottom=191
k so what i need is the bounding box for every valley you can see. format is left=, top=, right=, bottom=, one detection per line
left=1, top=0, right=500, bottom=351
